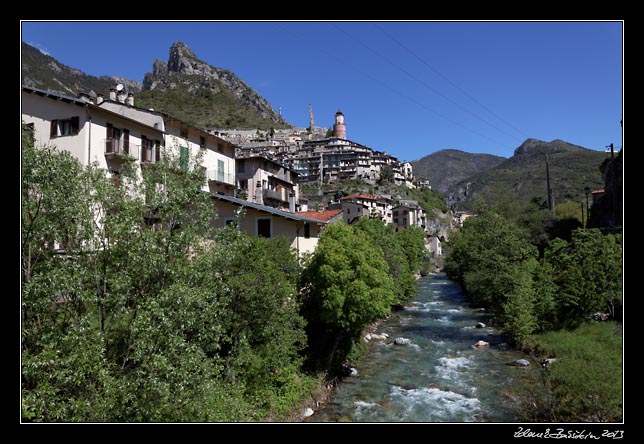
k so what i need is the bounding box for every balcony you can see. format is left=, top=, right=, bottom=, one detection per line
left=206, top=169, right=235, bottom=186
left=263, top=188, right=289, bottom=203
left=104, top=138, right=132, bottom=161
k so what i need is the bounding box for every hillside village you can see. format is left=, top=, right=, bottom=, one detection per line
left=22, top=84, right=452, bottom=258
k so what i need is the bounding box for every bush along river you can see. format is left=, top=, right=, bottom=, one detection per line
left=307, top=273, right=540, bottom=422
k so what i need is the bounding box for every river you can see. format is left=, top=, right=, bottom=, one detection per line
left=308, top=272, right=539, bottom=422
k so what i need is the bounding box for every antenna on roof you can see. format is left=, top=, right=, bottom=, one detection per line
left=116, top=84, right=124, bottom=91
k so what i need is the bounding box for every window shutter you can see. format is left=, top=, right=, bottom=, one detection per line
left=71, top=116, right=80, bottom=135
left=141, top=135, right=147, bottom=162
left=180, top=146, right=189, bottom=172
left=105, top=123, right=113, bottom=152
left=123, top=130, right=130, bottom=155
left=155, top=140, right=161, bottom=163
left=50, top=120, right=57, bottom=138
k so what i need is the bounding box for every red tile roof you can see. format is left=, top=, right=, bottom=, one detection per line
left=296, top=209, right=343, bottom=222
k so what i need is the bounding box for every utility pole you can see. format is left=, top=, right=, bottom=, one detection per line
left=606, top=143, right=614, bottom=160
left=537, top=150, right=555, bottom=213
left=584, top=186, right=591, bottom=228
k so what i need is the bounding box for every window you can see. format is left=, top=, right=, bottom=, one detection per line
left=141, top=136, right=157, bottom=163
left=304, top=223, right=310, bottom=239
left=180, top=146, right=189, bottom=171
left=394, top=218, right=399, bottom=224
left=393, top=210, right=399, bottom=217
left=50, top=117, right=79, bottom=138
left=257, top=218, right=271, bottom=238
left=199, top=136, right=206, bottom=148
left=106, top=124, right=131, bottom=155
left=217, top=159, right=225, bottom=182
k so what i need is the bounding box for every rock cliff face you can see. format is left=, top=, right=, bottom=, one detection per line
left=139, top=41, right=290, bottom=129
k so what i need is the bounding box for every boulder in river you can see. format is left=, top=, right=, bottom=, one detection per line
left=394, top=337, right=412, bottom=346
left=369, top=333, right=388, bottom=342
left=512, top=359, right=531, bottom=367
left=475, top=322, right=486, bottom=328
left=473, top=340, right=489, bottom=348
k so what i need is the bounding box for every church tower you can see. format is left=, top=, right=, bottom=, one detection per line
left=332, top=110, right=346, bottom=139
left=309, top=103, right=315, bottom=130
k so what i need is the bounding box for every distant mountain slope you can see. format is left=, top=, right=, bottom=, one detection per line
left=411, top=149, right=506, bottom=194
left=21, top=41, right=141, bottom=97
left=446, top=138, right=607, bottom=210
left=137, top=42, right=290, bottom=130
left=21, top=40, right=290, bottom=131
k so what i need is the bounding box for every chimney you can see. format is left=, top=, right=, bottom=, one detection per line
left=289, top=191, right=296, bottom=213
left=126, top=93, right=134, bottom=106
left=255, top=181, right=264, bottom=205
left=96, top=94, right=104, bottom=105
left=78, top=92, right=92, bottom=104
left=117, top=90, right=127, bottom=103
left=109, top=88, right=117, bottom=101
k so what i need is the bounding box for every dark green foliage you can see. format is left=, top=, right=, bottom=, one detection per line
left=521, top=323, right=622, bottom=422
left=443, top=202, right=622, bottom=421
left=300, top=222, right=395, bottom=372
left=353, top=219, right=426, bottom=306
left=137, top=80, right=289, bottom=130
left=21, top=131, right=316, bottom=422
left=544, top=229, right=622, bottom=327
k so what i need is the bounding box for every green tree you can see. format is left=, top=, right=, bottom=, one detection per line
left=301, top=222, right=394, bottom=371
left=544, top=229, right=622, bottom=326
left=379, top=165, right=395, bottom=184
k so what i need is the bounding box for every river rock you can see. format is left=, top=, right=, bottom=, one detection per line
left=475, top=322, right=486, bottom=328
left=369, top=333, right=388, bottom=342
left=512, top=359, right=531, bottom=367
left=473, top=340, right=489, bottom=348
left=303, top=408, right=314, bottom=417
left=349, top=367, right=358, bottom=376
left=394, top=337, right=412, bottom=346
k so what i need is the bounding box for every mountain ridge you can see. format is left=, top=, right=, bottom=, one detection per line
left=410, top=149, right=506, bottom=194
left=444, top=138, right=607, bottom=210
left=21, top=40, right=290, bottom=130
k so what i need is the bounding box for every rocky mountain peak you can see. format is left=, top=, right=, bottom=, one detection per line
left=168, top=41, right=205, bottom=75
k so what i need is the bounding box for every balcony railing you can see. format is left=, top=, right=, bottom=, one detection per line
left=263, top=188, right=289, bottom=203
left=206, top=169, right=235, bottom=185
left=104, top=138, right=130, bottom=158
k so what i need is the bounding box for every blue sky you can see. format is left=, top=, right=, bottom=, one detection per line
left=21, top=21, right=623, bottom=162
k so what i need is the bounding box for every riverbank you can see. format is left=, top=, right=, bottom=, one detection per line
left=303, top=273, right=536, bottom=422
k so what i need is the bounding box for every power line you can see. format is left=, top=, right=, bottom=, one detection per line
left=334, top=23, right=522, bottom=144
left=374, top=23, right=530, bottom=140
left=273, top=23, right=506, bottom=147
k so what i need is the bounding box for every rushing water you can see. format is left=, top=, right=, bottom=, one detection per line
left=308, top=273, right=539, bottom=423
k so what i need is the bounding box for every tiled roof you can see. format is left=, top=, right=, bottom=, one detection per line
left=296, top=209, right=343, bottom=222
left=211, top=194, right=326, bottom=224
